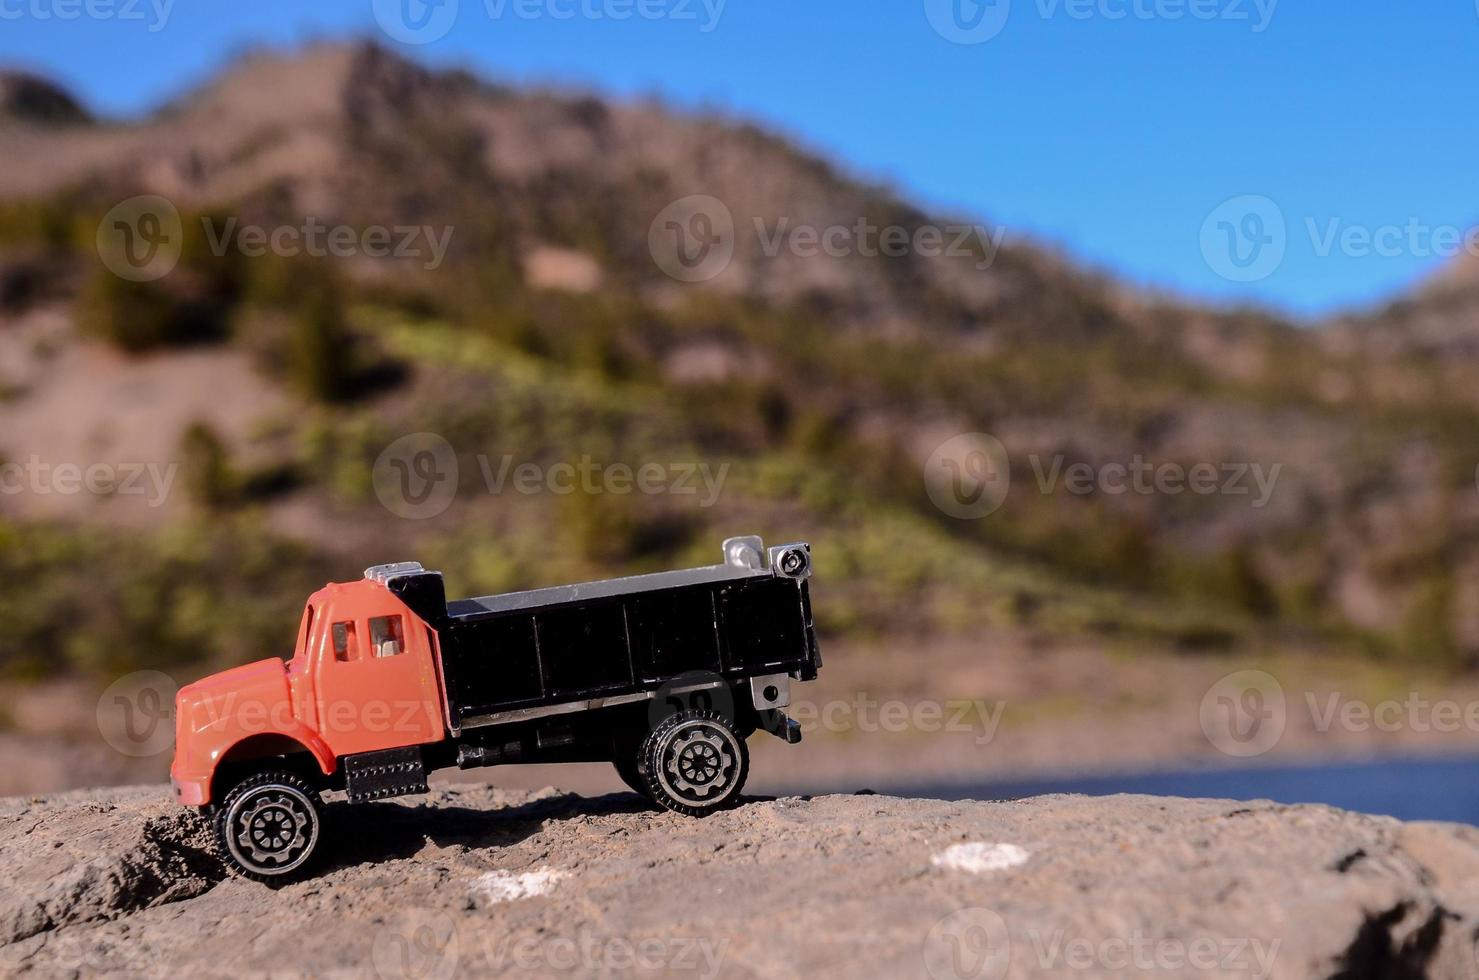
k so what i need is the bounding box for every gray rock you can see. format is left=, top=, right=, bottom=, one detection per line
left=0, top=786, right=1474, bottom=978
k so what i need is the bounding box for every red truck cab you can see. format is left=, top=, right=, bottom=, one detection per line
left=171, top=575, right=445, bottom=808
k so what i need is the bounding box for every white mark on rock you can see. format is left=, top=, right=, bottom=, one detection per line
left=932, top=842, right=1030, bottom=874
left=471, top=868, right=569, bottom=904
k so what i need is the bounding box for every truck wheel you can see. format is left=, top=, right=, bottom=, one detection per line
left=612, top=754, right=655, bottom=803
left=640, top=709, right=749, bottom=817
left=214, top=770, right=324, bottom=883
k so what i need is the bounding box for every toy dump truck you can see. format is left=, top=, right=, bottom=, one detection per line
left=171, top=535, right=820, bottom=880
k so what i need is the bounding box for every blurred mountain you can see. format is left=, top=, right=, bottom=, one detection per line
left=0, top=43, right=1098, bottom=335
left=0, top=70, right=89, bottom=126
left=3, top=42, right=1479, bottom=679
left=1326, top=252, right=1479, bottom=359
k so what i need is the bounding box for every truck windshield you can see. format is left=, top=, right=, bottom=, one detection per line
left=290, top=604, right=315, bottom=665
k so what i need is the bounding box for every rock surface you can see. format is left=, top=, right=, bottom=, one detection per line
left=1, top=786, right=1478, bottom=978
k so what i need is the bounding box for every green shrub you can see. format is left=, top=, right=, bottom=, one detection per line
left=81, top=208, right=246, bottom=353
left=287, top=270, right=353, bottom=402
left=80, top=271, right=216, bottom=352
left=0, top=517, right=327, bottom=680
left=180, top=422, right=236, bottom=509
left=1403, top=573, right=1462, bottom=669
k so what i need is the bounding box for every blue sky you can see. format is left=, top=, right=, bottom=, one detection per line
left=2, top=0, right=1476, bottom=319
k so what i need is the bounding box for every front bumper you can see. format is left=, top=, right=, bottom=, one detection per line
left=170, top=766, right=210, bottom=807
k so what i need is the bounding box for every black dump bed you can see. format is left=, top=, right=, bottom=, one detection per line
left=380, top=537, right=819, bottom=732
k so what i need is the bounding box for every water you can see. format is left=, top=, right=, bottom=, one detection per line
left=879, top=755, right=1479, bottom=825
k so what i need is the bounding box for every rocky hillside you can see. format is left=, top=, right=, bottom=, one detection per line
left=3, top=43, right=1479, bottom=681
left=2, top=785, right=1478, bottom=977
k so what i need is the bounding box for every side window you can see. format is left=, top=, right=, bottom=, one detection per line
left=332, top=621, right=359, bottom=662
left=370, top=616, right=405, bottom=658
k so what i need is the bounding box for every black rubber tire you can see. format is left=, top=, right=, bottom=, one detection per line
left=213, top=770, right=324, bottom=884
left=640, top=708, right=749, bottom=817
left=612, top=753, right=655, bottom=803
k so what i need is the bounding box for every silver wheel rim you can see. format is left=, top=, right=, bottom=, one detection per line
left=226, top=784, right=319, bottom=876
left=656, top=719, right=742, bottom=807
